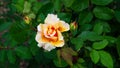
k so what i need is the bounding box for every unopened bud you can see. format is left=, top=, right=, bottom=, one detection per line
left=23, top=16, right=31, bottom=24
left=70, top=21, right=77, bottom=30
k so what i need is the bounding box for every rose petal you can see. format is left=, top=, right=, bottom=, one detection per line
left=37, top=24, right=42, bottom=31
left=57, top=30, right=63, bottom=40
left=57, top=21, right=70, bottom=32
left=43, top=26, right=49, bottom=38
left=49, top=30, right=56, bottom=37
left=41, top=33, right=50, bottom=43
left=37, top=43, right=44, bottom=47
left=43, top=25, right=56, bottom=38
left=45, top=14, right=59, bottom=24
left=36, top=32, right=49, bottom=43
left=43, top=43, right=56, bottom=51
left=51, top=40, right=64, bottom=47
left=35, top=32, right=42, bottom=43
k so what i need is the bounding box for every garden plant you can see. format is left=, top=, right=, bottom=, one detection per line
left=0, top=0, right=120, bottom=68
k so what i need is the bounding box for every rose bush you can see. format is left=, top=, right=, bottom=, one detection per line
left=0, top=0, right=120, bottom=68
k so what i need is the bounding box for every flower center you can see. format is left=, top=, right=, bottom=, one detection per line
left=47, top=26, right=57, bottom=37
left=48, top=27, right=54, bottom=34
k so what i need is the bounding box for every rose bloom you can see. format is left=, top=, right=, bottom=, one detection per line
left=35, top=14, right=70, bottom=51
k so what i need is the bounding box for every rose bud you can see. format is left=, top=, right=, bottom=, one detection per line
left=23, top=16, right=31, bottom=24
left=70, top=21, right=77, bottom=30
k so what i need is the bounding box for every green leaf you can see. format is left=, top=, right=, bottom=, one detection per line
left=102, top=22, right=111, bottom=33
left=23, top=1, right=31, bottom=13
left=7, top=50, right=16, bottom=64
left=93, top=23, right=103, bottom=35
left=94, top=20, right=111, bottom=33
left=44, top=49, right=57, bottom=59
left=12, top=0, right=24, bottom=6
left=10, top=22, right=30, bottom=43
left=15, top=46, right=32, bottom=59
left=1, top=32, right=18, bottom=47
left=12, top=0, right=24, bottom=12
left=58, top=13, right=71, bottom=23
left=92, top=0, right=113, bottom=5
left=115, top=0, right=120, bottom=9
left=99, top=51, right=113, bottom=68
left=71, top=0, right=89, bottom=12
left=62, top=0, right=75, bottom=7
left=77, top=58, right=85, bottom=63
left=78, top=12, right=93, bottom=25
left=0, top=50, right=6, bottom=62
left=54, top=0, right=61, bottom=12
left=103, top=36, right=116, bottom=43
left=37, top=13, right=46, bottom=23
left=76, top=63, right=86, bottom=68
left=78, top=31, right=103, bottom=41
left=115, top=10, right=120, bottom=23
left=90, top=50, right=100, bottom=64
left=29, top=42, right=39, bottom=56
left=71, top=64, right=79, bottom=68
left=27, top=13, right=36, bottom=19
left=38, top=3, right=54, bottom=14
left=32, top=1, right=43, bottom=13
left=53, top=58, right=68, bottom=67
left=93, top=7, right=114, bottom=20
left=116, top=36, right=120, bottom=57
left=92, top=39, right=108, bottom=49
left=71, top=38, right=84, bottom=51
left=80, top=24, right=92, bottom=31
left=34, top=49, right=47, bottom=63
left=0, top=22, right=12, bottom=32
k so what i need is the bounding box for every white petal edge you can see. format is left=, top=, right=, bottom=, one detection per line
left=60, top=21, right=70, bottom=31
left=35, top=32, right=42, bottom=43
left=37, top=24, right=42, bottom=31
left=43, top=43, right=56, bottom=51
left=45, top=14, right=59, bottom=24
left=37, top=43, right=44, bottom=47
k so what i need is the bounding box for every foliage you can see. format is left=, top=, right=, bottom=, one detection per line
left=0, top=0, right=120, bottom=68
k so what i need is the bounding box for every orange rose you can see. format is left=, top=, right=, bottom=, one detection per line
left=35, top=14, right=70, bottom=51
